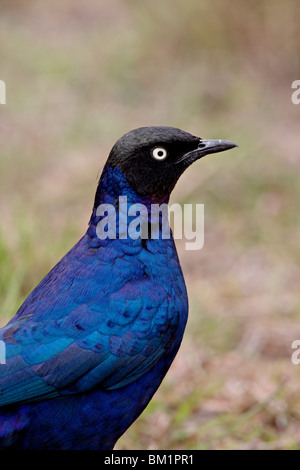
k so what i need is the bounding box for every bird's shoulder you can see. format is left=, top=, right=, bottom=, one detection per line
left=0, top=235, right=187, bottom=407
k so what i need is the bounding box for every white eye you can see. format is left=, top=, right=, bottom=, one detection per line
left=152, top=147, right=168, bottom=160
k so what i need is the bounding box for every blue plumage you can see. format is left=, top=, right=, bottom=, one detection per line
left=0, top=127, right=237, bottom=449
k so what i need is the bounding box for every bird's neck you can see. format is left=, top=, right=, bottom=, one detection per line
left=87, top=165, right=171, bottom=243
left=92, top=165, right=169, bottom=208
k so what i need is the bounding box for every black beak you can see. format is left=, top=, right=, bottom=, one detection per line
left=177, top=139, right=238, bottom=166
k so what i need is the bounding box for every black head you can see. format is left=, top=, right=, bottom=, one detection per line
left=106, top=126, right=237, bottom=200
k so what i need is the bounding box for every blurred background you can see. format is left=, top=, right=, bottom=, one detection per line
left=0, top=0, right=300, bottom=449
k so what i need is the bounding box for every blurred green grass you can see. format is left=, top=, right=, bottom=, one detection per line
left=1, top=0, right=300, bottom=449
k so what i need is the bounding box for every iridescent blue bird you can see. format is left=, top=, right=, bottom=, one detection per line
left=0, top=127, right=237, bottom=449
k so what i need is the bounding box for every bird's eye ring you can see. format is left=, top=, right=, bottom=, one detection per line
left=152, top=147, right=168, bottom=160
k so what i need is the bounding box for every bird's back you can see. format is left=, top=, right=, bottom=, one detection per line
left=0, top=228, right=188, bottom=449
